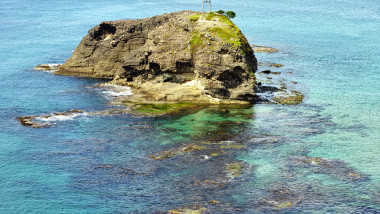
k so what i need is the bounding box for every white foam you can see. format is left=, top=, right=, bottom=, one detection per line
left=34, top=63, right=61, bottom=73
left=102, top=90, right=134, bottom=97
left=203, top=155, right=211, bottom=160
left=101, top=84, right=134, bottom=98
left=36, top=112, right=87, bottom=122
left=46, top=63, right=60, bottom=67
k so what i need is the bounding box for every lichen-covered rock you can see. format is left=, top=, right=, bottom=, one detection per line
left=56, top=11, right=257, bottom=103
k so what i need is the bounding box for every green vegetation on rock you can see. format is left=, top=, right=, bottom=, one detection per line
left=225, top=11, right=236, bottom=19
left=190, top=32, right=203, bottom=53
left=210, top=27, right=235, bottom=42
left=206, top=15, right=247, bottom=49
left=218, top=14, right=235, bottom=27
left=189, top=12, right=248, bottom=53
left=205, top=12, right=216, bottom=20
left=188, top=14, right=200, bottom=21
left=215, top=10, right=225, bottom=15
left=214, top=10, right=236, bottom=19
left=211, top=14, right=250, bottom=52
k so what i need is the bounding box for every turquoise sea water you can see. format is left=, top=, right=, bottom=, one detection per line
left=1, top=0, right=379, bottom=213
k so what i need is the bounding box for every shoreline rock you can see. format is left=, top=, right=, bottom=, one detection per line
left=17, top=109, right=84, bottom=128
left=34, top=64, right=61, bottom=71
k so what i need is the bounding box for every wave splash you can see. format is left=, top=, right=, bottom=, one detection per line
left=101, top=84, right=133, bottom=98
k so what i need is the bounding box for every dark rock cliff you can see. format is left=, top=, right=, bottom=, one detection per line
left=56, top=10, right=258, bottom=103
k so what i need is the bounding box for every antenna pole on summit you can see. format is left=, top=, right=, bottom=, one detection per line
left=202, top=0, right=211, bottom=13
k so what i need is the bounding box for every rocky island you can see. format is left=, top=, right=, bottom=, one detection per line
left=55, top=10, right=258, bottom=105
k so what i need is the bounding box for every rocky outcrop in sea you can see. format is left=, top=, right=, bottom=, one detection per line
left=55, top=10, right=258, bottom=104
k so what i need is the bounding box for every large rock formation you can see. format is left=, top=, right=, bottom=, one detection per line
left=56, top=10, right=258, bottom=104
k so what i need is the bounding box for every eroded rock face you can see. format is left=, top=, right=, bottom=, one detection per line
left=56, top=11, right=257, bottom=103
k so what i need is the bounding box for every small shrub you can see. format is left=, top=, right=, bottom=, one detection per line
left=216, top=10, right=225, bottom=15
left=214, top=10, right=236, bottom=19
left=225, top=11, right=236, bottom=19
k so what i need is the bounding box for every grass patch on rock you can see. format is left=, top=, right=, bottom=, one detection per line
left=189, top=14, right=200, bottom=21
left=210, top=27, right=235, bottom=43
left=207, top=14, right=250, bottom=51
left=210, top=26, right=244, bottom=48
left=205, top=12, right=217, bottom=20
left=190, top=32, right=204, bottom=53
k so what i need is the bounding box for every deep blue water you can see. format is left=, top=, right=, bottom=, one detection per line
left=1, top=0, right=379, bottom=213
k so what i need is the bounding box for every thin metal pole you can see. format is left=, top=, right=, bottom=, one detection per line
left=202, top=0, right=204, bottom=13
left=209, top=0, right=211, bottom=12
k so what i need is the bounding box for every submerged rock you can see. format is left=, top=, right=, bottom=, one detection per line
left=92, top=108, right=129, bottom=115
left=150, top=143, right=207, bottom=160
left=258, top=186, right=302, bottom=210
left=226, top=161, right=244, bottom=178
left=290, top=156, right=368, bottom=182
left=168, top=205, right=207, bottom=214
left=258, top=62, right=284, bottom=68
left=255, top=85, right=279, bottom=93
left=259, top=70, right=281, bottom=75
left=56, top=11, right=258, bottom=104
left=152, top=140, right=246, bottom=161
left=115, top=102, right=207, bottom=117
left=208, top=200, right=220, bottom=204
left=273, top=90, right=304, bottom=105
left=251, top=45, right=279, bottom=53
